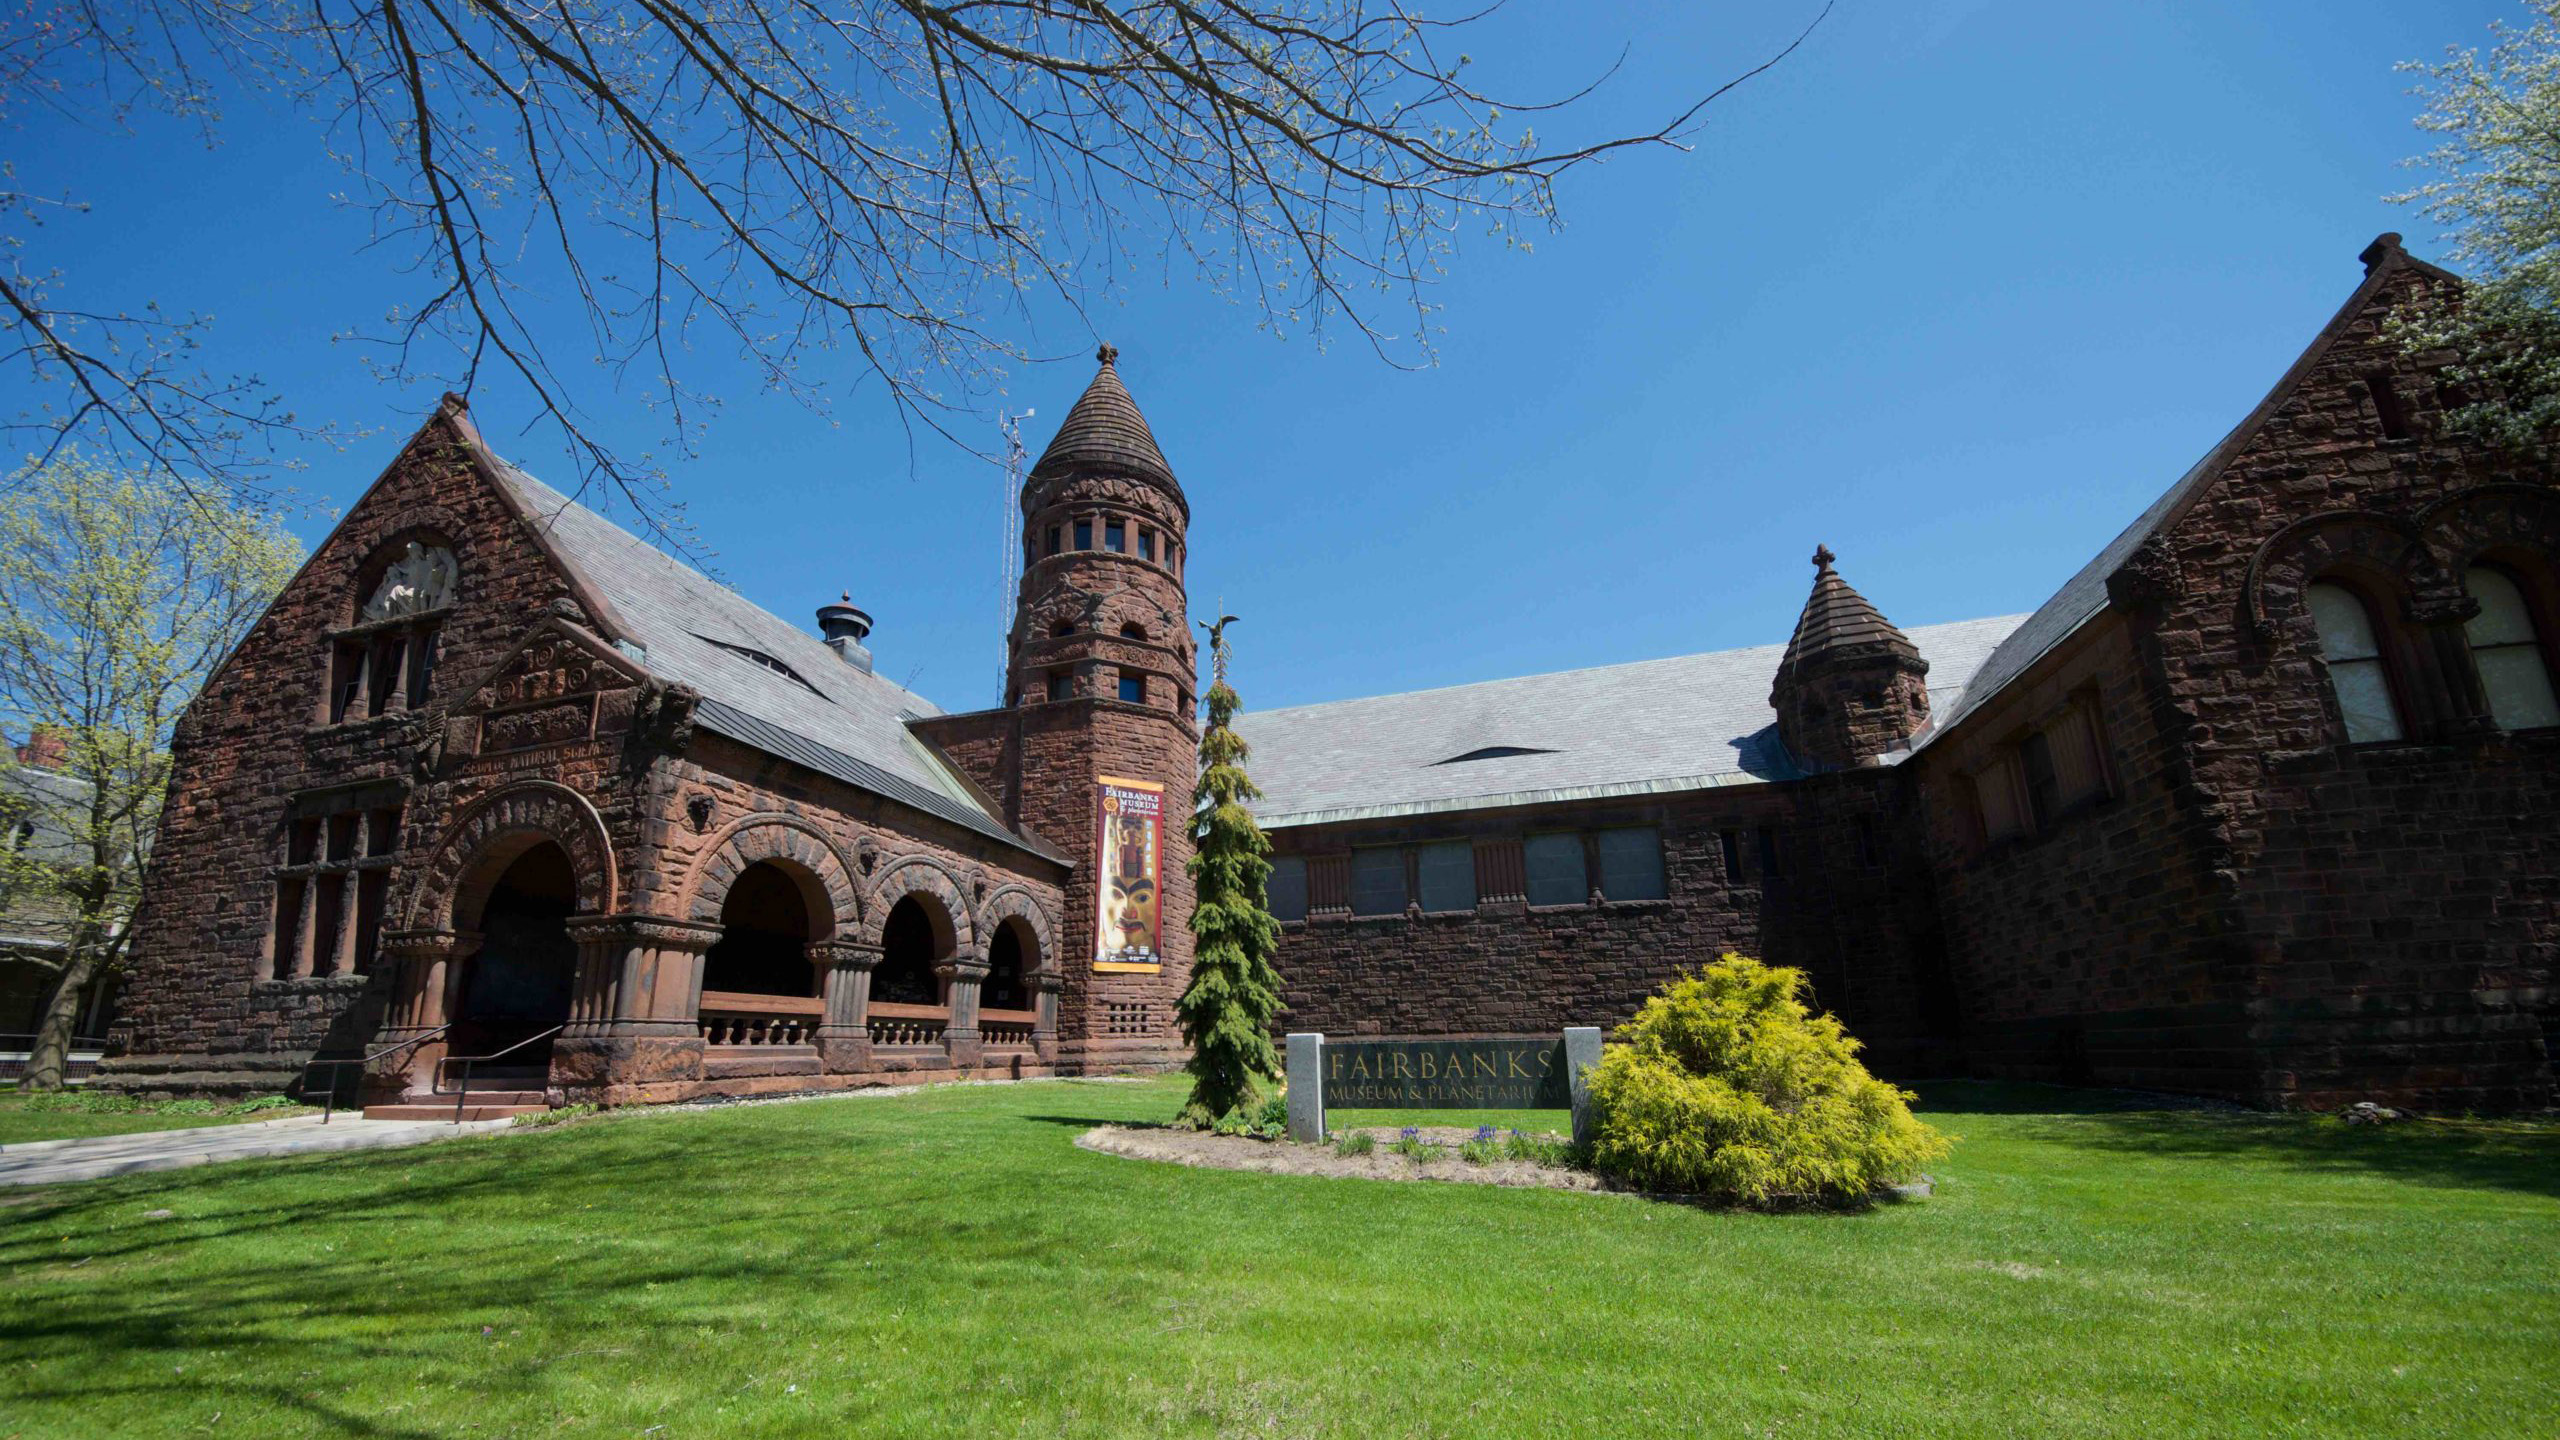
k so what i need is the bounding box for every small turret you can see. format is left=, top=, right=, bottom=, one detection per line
left=1770, top=545, right=1931, bottom=771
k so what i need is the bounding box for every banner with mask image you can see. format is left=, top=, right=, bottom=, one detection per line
left=1093, top=776, right=1165, bottom=972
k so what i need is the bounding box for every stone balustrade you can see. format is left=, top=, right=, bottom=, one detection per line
left=979, top=1007, right=1039, bottom=1048
left=698, top=990, right=825, bottom=1048
left=866, top=1001, right=949, bottom=1048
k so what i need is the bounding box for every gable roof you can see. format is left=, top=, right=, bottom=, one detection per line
left=448, top=411, right=1064, bottom=863
left=1233, top=614, right=2027, bottom=828
left=1923, top=234, right=2456, bottom=744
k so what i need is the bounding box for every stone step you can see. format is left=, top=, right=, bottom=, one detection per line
left=362, top=1101, right=548, bottom=1123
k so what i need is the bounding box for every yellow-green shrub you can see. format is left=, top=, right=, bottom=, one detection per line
left=1586, top=955, right=1949, bottom=1204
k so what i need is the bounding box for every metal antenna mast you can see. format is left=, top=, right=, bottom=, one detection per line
left=997, top=408, right=1034, bottom=700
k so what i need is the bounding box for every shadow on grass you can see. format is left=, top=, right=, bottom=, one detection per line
left=1914, top=1080, right=2560, bottom=1200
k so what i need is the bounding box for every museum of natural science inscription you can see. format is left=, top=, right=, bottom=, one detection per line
left=1319, top=1037, right=1571, bottom=1109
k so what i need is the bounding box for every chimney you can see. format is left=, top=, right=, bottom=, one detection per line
left=816, top=594, right=874, bottom=673
left=14, top=725, right=67, bottom=770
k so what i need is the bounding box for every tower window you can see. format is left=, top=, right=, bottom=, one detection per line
left=1118, top=672, right=1146, bottom=705
left=1139, top=528, right=1156, bottom=561
left=1045, top=525, right=1061, bottom=557
left=2307, top=581, right=2405, bottom=743
left=1166, top=541, right=1179, bottom=576
left=1105, top=520, right=1126, bottom=553
left=2465, top=566, right=2560, bottom=730
left=1046, top=669, right=1072, bottom=702
left=2367, top=372, right=2413, bottom=441
left=1074, top=520, right=1093, bottom=550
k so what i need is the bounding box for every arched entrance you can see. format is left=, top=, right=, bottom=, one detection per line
left=983, top=918, right=1031, bottom=1011
left=701, top=861, right=818, bottom=997
left=875, top=894, right=950, bottom=1006
left=455, top=841, right=577, bottom=1062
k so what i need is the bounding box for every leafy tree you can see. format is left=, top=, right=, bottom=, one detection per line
left=0, top=456, right=302, bottom=1090
left=2, top=0, right=1825, bottom=531
left=1175, top=617, right=1283, bottom=1129
left=1585, top=955, right=1948, bottom=1205
left=2392, top=3, right=2560, bottom=447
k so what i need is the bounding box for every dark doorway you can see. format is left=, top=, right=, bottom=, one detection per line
left=875, top=895, right=945, bottom=1006
left=701, top=862, right=817, bottom=996
left=457, top=842, right=577, bottom=1060
left=983, top=921, right=1029, bottom=1011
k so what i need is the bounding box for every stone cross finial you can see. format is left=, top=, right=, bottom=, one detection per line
left=1812, top=544, right=1837, bottom=572
left=1096, top=342, right=1119, bottom=367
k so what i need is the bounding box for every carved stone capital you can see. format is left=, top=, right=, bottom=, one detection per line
left=380, top=927, right=482, bottom=962
left=937, top=957, right=992, bottom=984
left=564, top=914, right=725, bottom=953
left=2406, top=593, right=2483, bottom=628
left=808, top=939, right=884, bottom=970
left=1031, top=970, right=1066, bottom=995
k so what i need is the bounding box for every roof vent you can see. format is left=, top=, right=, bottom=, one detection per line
left=817, top=593, right=873, bottom=673
left=1432, top=745, right=1559, bottom=766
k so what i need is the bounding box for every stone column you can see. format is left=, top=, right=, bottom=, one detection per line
left=1031, top=969, right=1064, bottom=1063
left=373, top=928, right=480, bottom=1096
left=2410, top=593, right=2496, bottom=735
left=550, top=915, right=720, bottom=1095
left=940, top=955, right=991, bottom=1069
left=811, top=939, right=882, bottom=1074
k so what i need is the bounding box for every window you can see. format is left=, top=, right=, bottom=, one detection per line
left=1350, top=848, right=1407, bottom=916
left=1074, top=519, right=1093, bottom=550
left=1120, top=622, right=1148, bottom=642
left=1118, top=672, right=1146, bottom=705
left=271, top=793, right=400, bottom=980
left=1718, top=829, right=1744, bottom=881
left=1139, top=529, right=1156, bottom=561
left=1433, top=746, right=1559, bottom=765
left=1524, top=832, right=1586, bottom=906
left=1267, top=856, right=1308, bottom=922
left=1046, top=669, right=1072, bottom=702
left=1855, top=817, right=1880, bottom=868
left=1756, top=826, right=1782, bottom=879
left=2466, top=567, right=2560, bottom=731
left=1973, top=759, right=2026, bottom=844
left=2367, top=371, right=2413, bottom=441
left=1045, top=525, right=1062, bottom=557
left=1105, top=520, right=1126, bottom=553
left=1416, top=841, right=1476, bottom=912
left=699, top=636, right=820, bottom=694
left=2307, top=582, right=2405, bottom=743
left=1166, top=541, right=1179, bottom=576
left=2019, top=730, right=2060, bottom=829
left=1595, top=827, right=1666, bottom=901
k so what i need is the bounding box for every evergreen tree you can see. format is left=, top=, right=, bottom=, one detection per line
left=1176, top=618, right=1285, bottom=1129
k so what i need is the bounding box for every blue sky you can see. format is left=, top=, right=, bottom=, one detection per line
left=10, top=1, right=2518, bottom=713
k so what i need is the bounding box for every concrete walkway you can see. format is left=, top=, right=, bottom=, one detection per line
left=0, top=1113, right=512, bottom=1186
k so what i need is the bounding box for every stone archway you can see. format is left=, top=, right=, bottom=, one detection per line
left=405, top=781, right=616, bottom=930
left=683, top=816, right=859, bottom=939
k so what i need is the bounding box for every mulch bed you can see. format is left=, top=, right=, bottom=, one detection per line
left=1077, top=1123, right=1610, bottom=1193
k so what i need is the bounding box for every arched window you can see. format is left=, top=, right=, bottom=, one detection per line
left=1119, top=622, right=1147, bottom=642
left=2307, top=582, right=2404, bottom=744
left=2465, top=566, right=2560, bottom=731
left=327, top=540, right=456, bottom=724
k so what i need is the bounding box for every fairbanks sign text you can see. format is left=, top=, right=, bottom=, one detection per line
left=1319, top=1038, right=1571, bottom=1109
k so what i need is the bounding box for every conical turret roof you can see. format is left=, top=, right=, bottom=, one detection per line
left=1030, top=343, right=1183, bottom=506
left=1779, top=545, right=1923, bottom=675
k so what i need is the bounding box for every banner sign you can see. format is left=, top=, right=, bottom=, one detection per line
left=1319, top=1037, right=1571, bottom=1110
left=1093, top=776, right=1165, bottom=972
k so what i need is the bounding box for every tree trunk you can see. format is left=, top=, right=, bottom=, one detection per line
left=21, top=949, right=103, bottom=1092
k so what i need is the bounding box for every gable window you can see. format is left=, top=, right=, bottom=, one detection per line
left=1350, top=847, right=1407, bottom=917
left=2465, top=567, right=2560, bottom=731
left=271, top=791, right=401, bottom=980
left=2019, top=730, right=2061, bottom=829
left=1267, top=855, right=1308, bottom=922
left=1523, top=832, right=1586, bottom=906
left=1596, top=827, right=1667, bottom=901
left=2367, top=371, right=2413, bottom=441
left=326, top=541, right=454, bottom=724
left=1416, top=841, right=1476, bottom=913
left=2307, top=582, right=2405, bottom=743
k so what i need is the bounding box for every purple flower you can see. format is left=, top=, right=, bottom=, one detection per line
left=1399, top=1126, right=1419, bottom=1141
left=1475, top=1124, right=1497, bottom=1143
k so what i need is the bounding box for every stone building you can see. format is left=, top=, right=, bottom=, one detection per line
left=1240, top=234, right=2556, bottom=1112
left=105, top=235, right=2558, bottom=1113
left=104, top=348, right=1199, bottom=1111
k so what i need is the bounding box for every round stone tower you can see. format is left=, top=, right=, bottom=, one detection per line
left=1004, top=344, right=1198, bottom=1070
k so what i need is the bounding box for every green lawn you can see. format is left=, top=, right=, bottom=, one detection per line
left=0, top=1093, right=306, bottom=1145
left=2, top=1077, right=2553, bottom=1439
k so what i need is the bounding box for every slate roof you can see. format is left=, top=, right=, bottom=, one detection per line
left=466, top=435, right=1063, bottom=862
left=1233, top=614, right=2028, bottom=828
left=1030, top=346, right=1184, bottom=507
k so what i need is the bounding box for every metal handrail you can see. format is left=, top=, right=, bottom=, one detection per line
left=435, top=1024, right=563, bottom=1124
left=306, top=1023, right=453, bottom=1124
